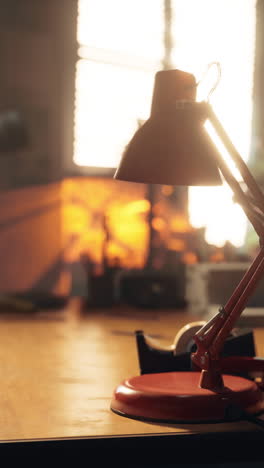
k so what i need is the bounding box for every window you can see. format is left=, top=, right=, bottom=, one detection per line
left=74, top=0, right=164, bottom=173
left=73, top=0, right=257, bottom=247
left=172, top=0, right=257, bottom=247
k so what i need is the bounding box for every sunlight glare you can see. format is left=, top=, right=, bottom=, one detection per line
left=172, top=0, right=256, bottom=247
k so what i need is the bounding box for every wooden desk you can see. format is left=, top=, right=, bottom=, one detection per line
left=1, top=299, right=264, bottom=464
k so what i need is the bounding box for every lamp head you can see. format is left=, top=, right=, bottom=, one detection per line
left=114, top=69, right=222, bottom=186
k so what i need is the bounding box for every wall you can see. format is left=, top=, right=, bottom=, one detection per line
left=0, top=1, right=77, bottom=296
left=0, top=0, right=77, bottom=188
left=0, top=182, right=66, bottom=294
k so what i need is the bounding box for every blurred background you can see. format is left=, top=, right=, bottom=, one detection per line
left=0, top=0, right=264, bottom=313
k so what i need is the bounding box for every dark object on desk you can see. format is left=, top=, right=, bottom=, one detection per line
left=86, top=273, right=116, bottom=307
left=136, top=327, right=256, bottom=376
left=0, top=293, right=68, bottom=313
left=16, top=293, right=68, bottom=309
left=82, top=247, right=120, bottom=307
left=0, top=294, right=38, bottom=313
left=118, top=270, right=186, bottom=308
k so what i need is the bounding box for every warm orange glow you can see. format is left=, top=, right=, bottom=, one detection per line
left=170, top=215, right=192, bottom=233
left=62, top=178, right=149, bottom=269
left=61, top=177, right=199, bottom=272
left=209, top=251, right=225, bottom=263
left=152, top=217, right=166, bottom=232
left=168, top=239, right=186, bottom=252
left=105, top=241, right=138, bottom=267
left=63, top=205, right=91, bottom=235
left=153, top=202, right=165, bottom=216
left=182, top=251, right=198, bottom=264
left=161, top=186, right=174, bottom=196
left=121, top=199, right=150, bottom=216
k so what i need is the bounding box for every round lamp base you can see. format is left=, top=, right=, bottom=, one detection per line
left=111, top=372, right=264, bottom=423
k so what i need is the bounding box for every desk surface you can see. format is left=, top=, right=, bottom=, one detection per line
left=1, top=299, right=264, bottom=461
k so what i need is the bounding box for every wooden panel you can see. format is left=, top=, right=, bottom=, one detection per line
left=0, top=182, right=63, bottom=292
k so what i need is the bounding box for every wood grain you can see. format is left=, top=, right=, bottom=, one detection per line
left=0, top=299, right=262, bottom=442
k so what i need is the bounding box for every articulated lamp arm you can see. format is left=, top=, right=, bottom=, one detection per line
left=111, top=69, right=264, bottom=423
left=191, top=102, right=264, bottom=391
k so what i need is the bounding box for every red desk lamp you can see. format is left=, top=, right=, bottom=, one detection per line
left=110, top=68, right=264, bottom=423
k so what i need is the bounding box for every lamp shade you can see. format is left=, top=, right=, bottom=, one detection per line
left=114, top=70, right=222, bottom=186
